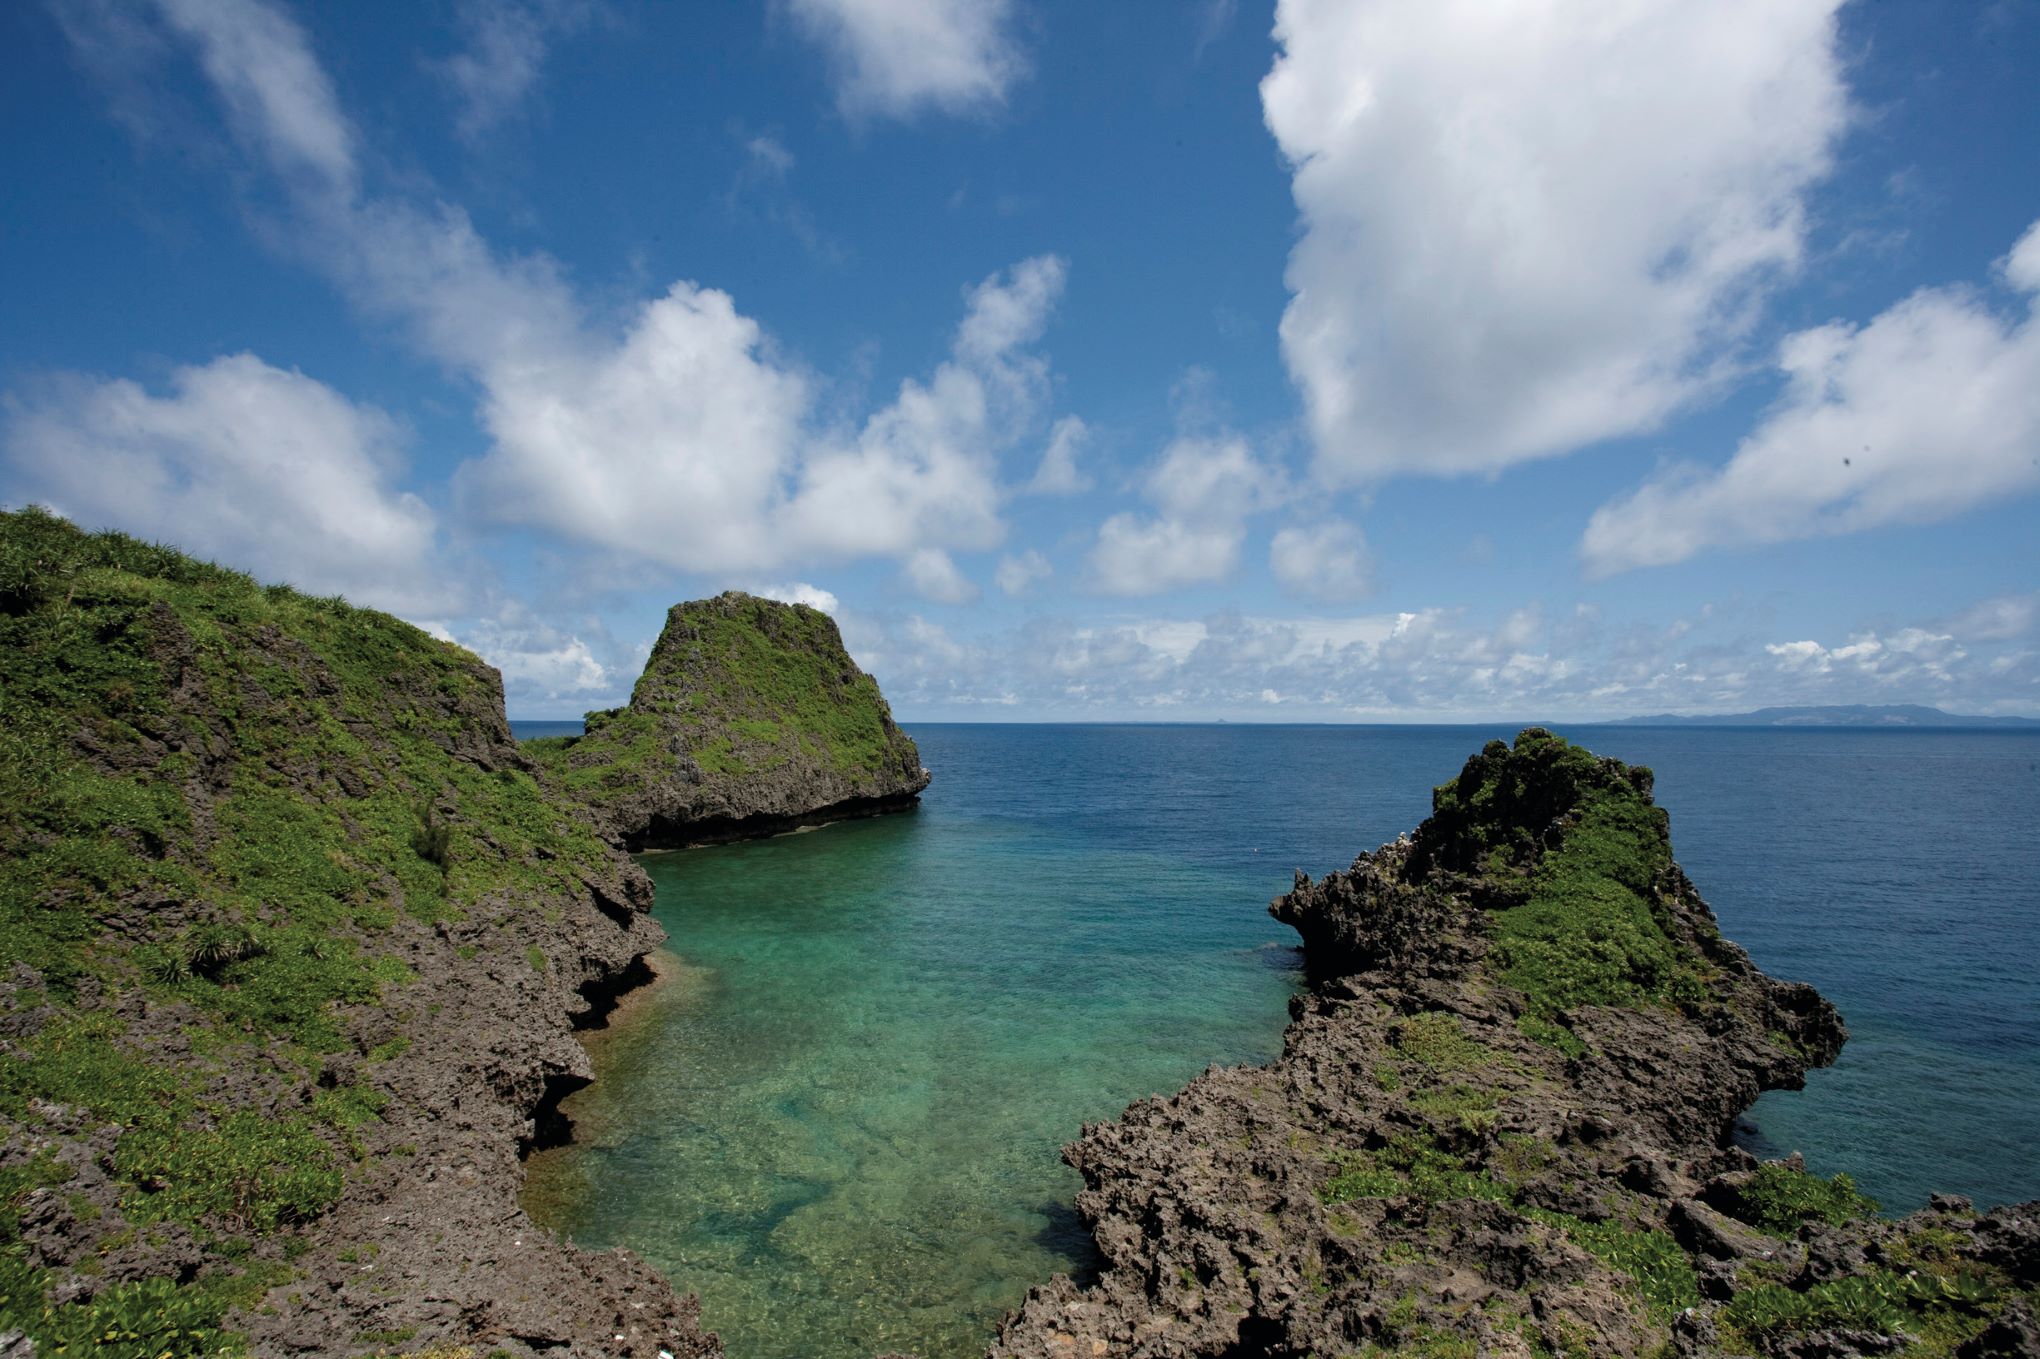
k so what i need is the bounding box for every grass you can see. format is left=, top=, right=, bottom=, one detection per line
left=1424, top=729, right=1710, bottom=1016
left=1319, top=1132, right=1697, bottom=1321
left=0, top=508, right=623, bottom=1352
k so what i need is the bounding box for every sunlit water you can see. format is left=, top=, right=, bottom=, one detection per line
left=519, top=724, right=2040, bottom=1359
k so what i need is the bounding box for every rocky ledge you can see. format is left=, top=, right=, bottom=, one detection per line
left=993, top=729, right=2039, bottom=1359
left=530, top=592, right=929, bottom=850
left=0, top=510, right=715, bottom=1358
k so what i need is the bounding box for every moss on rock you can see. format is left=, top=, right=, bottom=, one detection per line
left=530, top=591, right=929, bottom=848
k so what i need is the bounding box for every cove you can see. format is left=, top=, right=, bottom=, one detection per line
left=521, top=724, right=2040, bottom=1359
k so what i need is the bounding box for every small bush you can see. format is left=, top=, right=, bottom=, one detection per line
left=1725, top=1162, right=1880, bottom=1234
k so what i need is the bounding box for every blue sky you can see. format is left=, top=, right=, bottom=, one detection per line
left=3, top=0, right=2036, bottom=721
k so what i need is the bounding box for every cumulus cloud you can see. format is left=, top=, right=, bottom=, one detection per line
left=994, top=548, right=1051, bottom=596
left=777, top=255, right=1066, bottom=561
left=1261, top=0, right=1848, bottom=480
left=2, top=353, right=450, bottom=615
left=68, top=0, right=1073, bottom=583
left=850, top=593, right=2039, bottom=721
left=437, top=0, right=594, bottom=141
left=1583, top=219, right=2040, bottom=575
left=788, top=0, right=1024, bottom=121
left=901, top=547, right=980, bottom=604
left=1088, top=433, right=1285, bottom=596
left=1269, top=519, right=1372, bottom=602
left=751, top=581, right=840, bottom=614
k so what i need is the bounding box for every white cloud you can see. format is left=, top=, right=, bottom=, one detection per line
left=901, top=547, right=980, bottom=604
left=1261, top=0, right=1848, bottom=480
left=1026, top=414, right=1091, bottom=494
left=1087, top=433, right=1285, bottom=596
left=778, top=256, right=1066, bottom=561
left=1583, top=218, right=2040, bottom=575
left=788, top=0, right=1024, bottom=121
left=1090, top=516, right=1241, bottom=597
left=1947, top=594, right=2038, bottom=644
left=437, top=0, right=594, bottom=141
left=853, top=594, right=2039, bottom=720
left=1269, top=519, right=1372, bottom=602
left=752, top=581, right=840, bottom=614
left=994, top=548, right=1051, bottom=596
left=439, top=608, right=620, bottom=709
left=76, top=1, right=1074, bottom=584
left=152, top=0, right=358, bottom=192
left=1, top=353, right=450, bottom=615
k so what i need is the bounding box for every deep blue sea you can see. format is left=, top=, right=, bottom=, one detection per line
left=517, top=723, right=2040, bottom=1359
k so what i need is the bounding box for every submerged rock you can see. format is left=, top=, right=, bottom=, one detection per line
left=993, top=729, right=2038, bottom=1359
left=532, top=592, right=930, bottom=849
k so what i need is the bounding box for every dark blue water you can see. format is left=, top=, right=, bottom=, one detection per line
left=518, top=723, right=2040, bottom=1359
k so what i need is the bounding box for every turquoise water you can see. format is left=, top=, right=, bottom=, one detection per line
left=519, top=724, right=2040, bottom=1359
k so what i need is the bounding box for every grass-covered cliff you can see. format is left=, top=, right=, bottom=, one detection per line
left=995, top=730, right=2039, bottom=1359
left=529, top=591, right=928, bottom=848
left=0, top=508, right=715, bottom=1358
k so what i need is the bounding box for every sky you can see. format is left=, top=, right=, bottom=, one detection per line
left=2, top=0, right=2036, bottom=722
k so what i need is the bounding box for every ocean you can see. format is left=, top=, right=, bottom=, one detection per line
left=517, top=723, right=2040, bottom=1359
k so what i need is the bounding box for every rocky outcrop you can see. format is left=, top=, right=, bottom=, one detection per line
left=532, top=592, right=929, bottom=849
left=0, top=509, right=712, bottom=1358
left=993, top=729, right=2039, bottom=1359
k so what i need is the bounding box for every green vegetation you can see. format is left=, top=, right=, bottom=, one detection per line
left=1518, top=1013, right=1588, bottom=1059
left=1425, top=730, right=1710, bottom=1016
left=1392, top=1011, right=1492, bottom=1073
left=1720, top=1268, right=2000, bottom=1353
left=1520, top=1206, right=1699, bottom=1318
left=1320, top=1133, right=1696, bottom=1321
left=1721, top=1161, right=1880, bottom=1234
left=0, top=508, right=620, bottom=1352
left=528, top=591, right=918, bottom=814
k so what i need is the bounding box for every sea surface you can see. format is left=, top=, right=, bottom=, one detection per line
left=518, top=724, right=2040, bottom=1359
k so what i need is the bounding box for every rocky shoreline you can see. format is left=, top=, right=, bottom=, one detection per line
left=992, top=731, right=2039, bottom=1359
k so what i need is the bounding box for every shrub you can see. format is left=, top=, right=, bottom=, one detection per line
left=1725, top=1162, right=1880, bottom=1234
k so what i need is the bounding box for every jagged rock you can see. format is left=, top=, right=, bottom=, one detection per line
left=532, top=592, right=930, bottom=848
left=993, top=729, right=2035, bottom=1359
left=0, top=509, right=715, bottom=1359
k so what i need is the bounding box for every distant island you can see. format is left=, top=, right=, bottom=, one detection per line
left=1612, top=703, right=2040, bottom=728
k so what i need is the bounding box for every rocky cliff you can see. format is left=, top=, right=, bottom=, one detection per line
left=993, top=730, right=2039, bottom=1358
left=0, top=509, right=713, bottom=1359
left=529, top=592, right=929, bottom=849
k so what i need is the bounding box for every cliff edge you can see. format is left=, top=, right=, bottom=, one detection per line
left=994, top=729, right=2039, bottom=1358
left=0, top=509, right=713, bottom=1359
left=530, top=592, right=929, bottom=849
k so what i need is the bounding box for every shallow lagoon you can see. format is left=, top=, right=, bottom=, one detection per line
left=522, top=724, right=2040, bottom=1359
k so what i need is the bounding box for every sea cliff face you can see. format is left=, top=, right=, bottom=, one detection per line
left=529, top=592, right=930, bottom=849
left=0, top=510, right=713, bottom=1358
left=993, top=730, right=2040, bottom=1358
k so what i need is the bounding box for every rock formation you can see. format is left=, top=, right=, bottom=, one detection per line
left=530, top=592, right=930, bottom=849
left=992, top=730, right=2039, bottom=1358
left=0, top=509, right=714, bottom=1358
